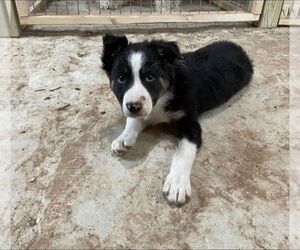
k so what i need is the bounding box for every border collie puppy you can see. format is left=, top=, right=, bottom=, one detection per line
left=101, top=35, right=253, bottom=205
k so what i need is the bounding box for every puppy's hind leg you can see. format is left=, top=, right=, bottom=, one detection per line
left=111, top=117, right=146, bottom=155
left=163, top=116, right=202, bottom=205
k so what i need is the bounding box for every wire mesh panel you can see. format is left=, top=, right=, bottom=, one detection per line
left=27, top=0, right=253, bottom=16
left=16, top=0, right=261, bottom=26
left=227, top=0, right=252, bottom=11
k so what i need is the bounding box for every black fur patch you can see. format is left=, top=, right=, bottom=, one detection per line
left=101, top=34, right=128, bottom=76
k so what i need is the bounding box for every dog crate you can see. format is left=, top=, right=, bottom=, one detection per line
left=16, top=0, right=263, bottom=25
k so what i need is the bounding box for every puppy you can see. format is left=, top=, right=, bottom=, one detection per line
left=101, top=34, right=253, bottom=205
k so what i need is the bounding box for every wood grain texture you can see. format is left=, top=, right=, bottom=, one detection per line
left=20, top=12, right=259, bottom=25
left=259, top=0, right=284, bottom=28
left=15, top=0, right=30, bottom=17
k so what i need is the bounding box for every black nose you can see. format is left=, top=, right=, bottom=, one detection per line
left=126, top=102, right=142, bottom=114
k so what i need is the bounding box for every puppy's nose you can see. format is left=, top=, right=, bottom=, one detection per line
left=126, top=102, right=142, bottom=114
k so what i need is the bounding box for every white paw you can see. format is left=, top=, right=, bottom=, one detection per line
left=163, top=172, right=191, bottom=205
left=111, top=135, right=136, bottom=155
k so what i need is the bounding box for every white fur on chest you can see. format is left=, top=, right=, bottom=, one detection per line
left=145, top=91, right=185, bottom=125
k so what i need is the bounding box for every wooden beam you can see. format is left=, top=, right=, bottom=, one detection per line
left=20, top=12, right=260, bottom=25
left=279, top=18, right=300, bottom=26
left=0, top=0, right=10, bottom=37
left=258, top=0, right=285, bottom=28
left=0, top=0, right=21, bottom=37
left=280, top=0, right=292, bottom=19
left=250, top=0, right=264, bottom=15
left=15, top=0, right=29, bottom=17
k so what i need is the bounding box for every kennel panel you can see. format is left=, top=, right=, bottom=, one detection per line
left=17, top=0, right=261, bottom=25
left=279, top=0, right=300, bottom=25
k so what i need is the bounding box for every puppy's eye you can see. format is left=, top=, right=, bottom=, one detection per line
left=145, top=73, right=154, bottom=82
left=117, top=74, right=126, bottom=83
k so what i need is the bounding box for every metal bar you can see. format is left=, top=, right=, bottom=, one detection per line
left=77, top=0, right=80, bottom=14
left=44, top=0, right=47, bottom=15
left=179, top=0, right=181, bottom=13
left=55, top=0, right=58, bottom=15
left=130, top=0, right=132, bottom=14
left=291, top=8, right=296, bottom=17
left=88, top=0, right=91, bottom=15
left=66, top=0, right=69, bottom=15
left=281, top=8, right=285, bottom=18
left=174, top=0, right=176, bottom=13
left=99, top=0, right=101, bottom=14
left=140, top=0, right=142, bottom=14
left=32, top=0, right=36, bottom=15
left=109, top=0, right=111, bottom=15
left=161, top=0, right=163, bottom=14
left=199, top=0, right=200, bottom=13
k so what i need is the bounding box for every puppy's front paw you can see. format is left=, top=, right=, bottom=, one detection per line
left=111, top=135, right=137, bottom=155
left=163, top=172, right=191, bottom=205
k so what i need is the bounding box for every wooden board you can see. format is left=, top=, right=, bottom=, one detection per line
left=249, top=0, right=264, bottom=15
left=281, top=0, right=300, bottom=18
left=1, top=0, right=21, bottom=37
left=20, top=12, right=259, bottom=25
left=279, top=18, right=300, bottom=26
left=15, top=0, right=30, bottom=17
left=258, top=0, right=284, bottom=28
left=279, top=0, right=300, bottom=26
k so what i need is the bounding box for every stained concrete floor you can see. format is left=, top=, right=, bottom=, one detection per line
left=1, top=27, right=291, bottom=248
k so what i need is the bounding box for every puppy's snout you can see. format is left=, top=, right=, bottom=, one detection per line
left=126, top=102, right=143, bottom=114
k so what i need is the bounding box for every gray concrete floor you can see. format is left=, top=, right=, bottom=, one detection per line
left=2, top=27, right=290, bottom=248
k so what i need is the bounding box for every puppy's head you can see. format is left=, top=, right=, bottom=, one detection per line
left=101, top=34, right=180, bottom=118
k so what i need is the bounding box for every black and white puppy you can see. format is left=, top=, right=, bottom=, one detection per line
left=101, top=34, right=253, bottom=205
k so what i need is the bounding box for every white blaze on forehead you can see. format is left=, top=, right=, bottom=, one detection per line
left=130, top=52, right=144, bottom=78
left=122, top=52, right=153, bottom=116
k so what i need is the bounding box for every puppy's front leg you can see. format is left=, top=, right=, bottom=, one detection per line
left=163, top=117, right=202, bottom=205
left=112, top=117, right=146, bottom=155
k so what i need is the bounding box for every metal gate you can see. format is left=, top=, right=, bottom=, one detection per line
left=16, top=0, right=263, bottom=25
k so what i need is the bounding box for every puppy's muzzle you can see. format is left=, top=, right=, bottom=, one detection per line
left=126, top=101, right=142, bottom=115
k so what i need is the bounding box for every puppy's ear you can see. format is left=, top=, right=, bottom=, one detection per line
left=101, top=34, right=128, bottom=75
left=149, top=40, right=181, bottom=64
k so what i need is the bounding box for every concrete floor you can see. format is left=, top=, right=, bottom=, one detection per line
left=1, top=27, right=290, bottom=248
